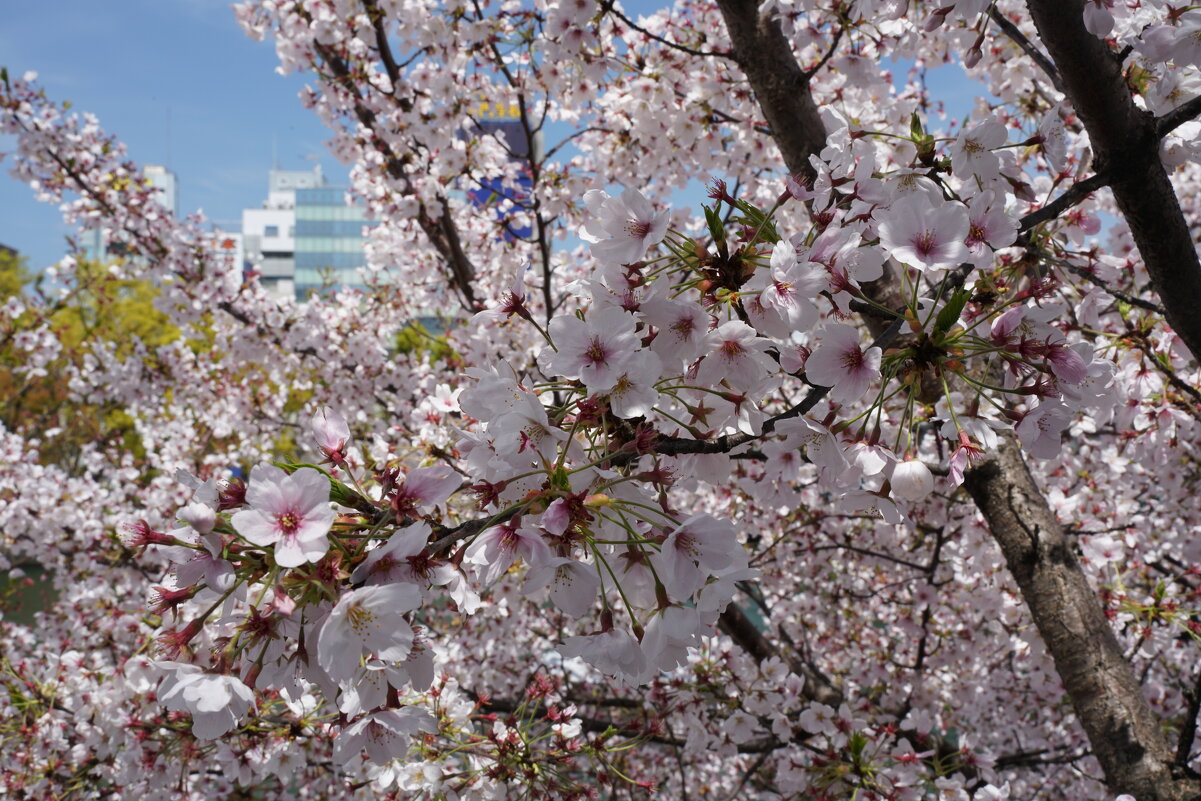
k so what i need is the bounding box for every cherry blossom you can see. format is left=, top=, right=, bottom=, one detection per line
left=316, top=583, right=423, bottom=683
left=890, top=459, right=936, bottom=502
left=804, top=323, right=883, bottom=403
left=231, top=465, right=334, bottom=568
left=156, top=662, right=256, bottom=740
left=876, top=196, right=971, bottom=272
left=544, top=306, right=640, bottom=392
left=579, top=186, right=669, bottom=266
left=4, top=3, right=1201, bottom=798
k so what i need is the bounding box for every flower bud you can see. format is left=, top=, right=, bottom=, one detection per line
left=890, top=459, right=935, bottom=501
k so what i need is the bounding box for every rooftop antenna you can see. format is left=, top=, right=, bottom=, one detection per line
left=272, top=135, right=279, bottom=169
left=165, top=106, right=172, bottom=167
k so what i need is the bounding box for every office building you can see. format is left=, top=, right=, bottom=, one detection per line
left=293, top=185, right=372, bottom=296
left=242, top=165, right=325, bottom=299
left=242, top=164, right=373, bottom=299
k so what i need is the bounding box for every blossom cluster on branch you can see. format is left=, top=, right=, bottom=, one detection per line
left=2, top=1, right=1201, bottom=800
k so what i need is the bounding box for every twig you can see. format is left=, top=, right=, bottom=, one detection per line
left=1019, top=172, right=1110, bottom=232
left=988, top=6, right=1065, bottom=94
left=601, top=1, right=735, bottom=60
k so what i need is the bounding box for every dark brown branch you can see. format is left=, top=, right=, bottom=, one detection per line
left=313, top=41, right=479, bottom=310
left=602, top=1, right=735, bottom=60
left=718, top=605, right=844, bottom=707
left=801, top=24, right=844, bottom=80
left=1038, top=252, right=1166, bottom=315
left=1155, top=94, right=1201, bottom=139
left=1028, top=0, right=1201, bottom=367
left=1176, top=668, right=1201, bottom=768
left=1019, top=172, right=1110, bottom=232
left=363, top=0, right=402, bottom=90
left=963, top=431, right=1198, bottom=801
left=713, top=0, right=826, bottom=180
left=474, top=690, right=787, bottom=753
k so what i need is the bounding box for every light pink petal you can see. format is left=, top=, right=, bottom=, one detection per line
left=232, top=509, right=280, bottom=546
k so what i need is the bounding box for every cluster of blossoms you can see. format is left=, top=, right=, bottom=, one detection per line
left=3, top=0, right=1201, bottom=799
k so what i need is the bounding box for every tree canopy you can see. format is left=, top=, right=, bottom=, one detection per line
left=2, top=2, right=1201, bottom=800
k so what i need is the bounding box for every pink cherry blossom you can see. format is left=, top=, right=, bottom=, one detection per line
left=876, top=196, right=970, bottom=272
left=951, top=119, right=1007, bottom=180
left=231, top=465, right=334, bottom=568
left=804, top=323, right=883, bottom=404
left=559, top=629, right=647, bottom=680
left=524, top=557, right=600, bottom=617
left=580, top=186, right=669, bottom=266
left=890, top=459, right=936, bottom=501
left=311, top=407, right=350, bottom=459
left=651, top=514, right=742, bottom=601
left=1017, top=401, right=1074, bottom=459
left=695, top=320, right=777, bottom=392
left=316, top=583, right=423, bottom=682
left=156, top=662, right=256, bottom=740
left=465, top=519, right=552, bottom=585
left=545, top=306, right=640, bottom=392
left=640, top=295, right=710, bottom=364
left=332, top=707, right=437, bottom=767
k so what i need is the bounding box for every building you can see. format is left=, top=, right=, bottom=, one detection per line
left=143, top=165, right=179, bottom=218
left=465, top=100, right=539, bottom=242
left=241, top=164, right=373, bottom=299
left=242, top=164, right=326, bottom=299
left=206, top=230, right=244, bottom=278
left=293, top=185, right=372, bottom=297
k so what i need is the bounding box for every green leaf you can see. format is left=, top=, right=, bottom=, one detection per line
left=732, top=199, right=779, bottom=244
left=703, top=204, right=725, bottom=246
left=909, top=111, right=925, bottom=141
left=933, top=286, right=970, bottom=338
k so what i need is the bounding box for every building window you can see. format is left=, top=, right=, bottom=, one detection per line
left=264, top=225, right=279, bottom=237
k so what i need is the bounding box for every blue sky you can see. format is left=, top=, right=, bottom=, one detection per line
left=1, top=2, right=980, bottom=275
left=1, top=0, right=343, bottom=273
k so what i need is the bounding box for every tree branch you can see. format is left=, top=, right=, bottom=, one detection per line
left=1027, top=0, right=1201, bottom=367
left=963, top=432, right=1198, bottom=801
left=988, top=6, right=1065, bottom=94
left=1155, top=94, right=1201, bottom=139
left=1019, top=172, right=1110, bottom=232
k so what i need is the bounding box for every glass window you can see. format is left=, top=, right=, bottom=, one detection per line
left=264, top=225, right=279, bottom=237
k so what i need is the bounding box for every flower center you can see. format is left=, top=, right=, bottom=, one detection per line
left=912, top=230, right=938, bottom=258
left=626, top=220, right=652, bottom=239
left=275, top=510, right=301, bottom=536
left=720, top=339, right=745, bottom=361
left=670, top=317, right=696, bottom=341
left=584, top=337, right=609, bottom=366
left=346, top=602, right=377, bottom=635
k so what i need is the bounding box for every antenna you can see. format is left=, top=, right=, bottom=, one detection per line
left=272, top=135, right=279, bottom=169
left=165, top=106, right=172, bottom=167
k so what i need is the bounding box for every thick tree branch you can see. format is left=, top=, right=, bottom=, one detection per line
left=963, top=433, right=1199, bottom=801
left=1027, top=0, right=1201, bottom=366
left=712, top=0, right=825, bottom=181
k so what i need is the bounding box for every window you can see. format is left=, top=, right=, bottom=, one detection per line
left=264, top=225, right=279, bottom=237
